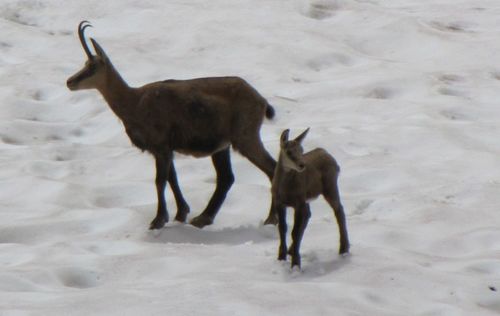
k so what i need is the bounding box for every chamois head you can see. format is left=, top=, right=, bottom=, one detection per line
left=279, top=128, right=310, bottom=172
left=67, top=21, right=111, bottom=91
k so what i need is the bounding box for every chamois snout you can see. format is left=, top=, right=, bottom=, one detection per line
left=281, top=145, right=306, bottom=172
left=66, top=74, right=84, bottom=91
left=66, top=64, right=90, bottom=91
left=66, top=76, right=77, bottom=90
left=291, top=159, right=306, bottom=172
left=66, top=63, right=101, bottom=91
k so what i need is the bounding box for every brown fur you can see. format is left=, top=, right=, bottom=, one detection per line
left=67, top=22, right=277, bottom=229
left=272, top=128, right=350, bottom=268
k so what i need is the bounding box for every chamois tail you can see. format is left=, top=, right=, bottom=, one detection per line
left=265, top=104, right=275, bottom=119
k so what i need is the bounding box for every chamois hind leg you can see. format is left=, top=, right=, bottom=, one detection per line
left=290, top=203, right=311, bottom=268
left=150, top=153, right=172, bottom=230
left=235, top=136, right=278, bottom=225
left=190, top=147, right=234, bottom=228
left=323, top=172, right=350, bottom=255
left=167, top=162, right=190, bottom=223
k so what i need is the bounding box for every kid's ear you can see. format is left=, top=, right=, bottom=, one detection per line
left=294, top=127, right=310, bottom=144
left=280, top=129, right=290, bottom=148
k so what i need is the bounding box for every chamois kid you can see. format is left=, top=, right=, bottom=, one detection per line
left=67, top=21, right=278, bottom=229
left=272, top=128, right=349, bottom=268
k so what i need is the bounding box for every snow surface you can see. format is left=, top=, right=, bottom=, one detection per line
left=1, top=0, right=500, bottom=315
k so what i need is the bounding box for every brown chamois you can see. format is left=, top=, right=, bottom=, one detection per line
left=272, top=128, right=349, bottom=268
left=67, top=21, right=278, bottom=229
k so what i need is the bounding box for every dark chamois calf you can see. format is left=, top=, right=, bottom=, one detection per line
left=67, top=21, right=278, bottom=229
left=272, top=128, right=349, bottom=268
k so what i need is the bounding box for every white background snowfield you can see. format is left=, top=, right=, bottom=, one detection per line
left=1, top=0, right=500, bottom=315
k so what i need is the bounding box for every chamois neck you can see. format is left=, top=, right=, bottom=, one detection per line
left=97, top=62, right=139, bottom=119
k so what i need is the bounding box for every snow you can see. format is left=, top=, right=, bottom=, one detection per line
left=1, top=0, right=500, bottom=315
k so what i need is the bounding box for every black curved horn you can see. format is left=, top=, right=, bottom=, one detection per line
left=78, top=21, right=93, bottom=59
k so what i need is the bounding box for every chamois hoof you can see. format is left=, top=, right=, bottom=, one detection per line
left=174, top=212, right=187, bottom=223
left=263, top=214, right=278, bottom=226
left=149, top=216, right=168, bottom=230
left=174, top=206, right=190, bottom=223
left=190, top=214, right=213, bottom=228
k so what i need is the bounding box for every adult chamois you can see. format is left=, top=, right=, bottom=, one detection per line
left=67, top=21, right=278, bottom=229
left=272, top=128, right=349, bottom=268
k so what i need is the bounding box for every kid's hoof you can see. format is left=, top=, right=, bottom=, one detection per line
left=190, top=215, right=213, bottom=228
left=149, top=216, right=167, bottom=230
left=291, top=254, right=301, bottom=268
left=278, top=247, right=287, bottom=261
left=291, top=261, right=301, bottom=269
left=339, top=243, right=350, bottom=255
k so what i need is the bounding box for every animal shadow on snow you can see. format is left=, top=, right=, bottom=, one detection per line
left=287, top=251, right=352, bottom=279
left=143, top=224, right=276, bottom=246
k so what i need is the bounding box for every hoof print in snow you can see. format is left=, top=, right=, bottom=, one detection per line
left=429, top=21, right=471, bottom=33
left=437, top=74, right=464, bottom=84
left=365, top=87, right=393, bottom=100
left=435, top=73, right=467, bottom=98
left=56, top=267, right=100, bottom=289
left=300, top=1, right=339, bottom=20
left=353, top=199, right=374, bottom=215
left=437, top=87, right=464, bottom=98
left=307, top=53, right=353, bottom=71
left=440, top=110, right=468, bottom=121
left=1, top=134, right=21, bottom=145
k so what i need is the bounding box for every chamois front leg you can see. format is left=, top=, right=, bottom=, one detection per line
left=167, top=162, right=190, bottom=223
left=276, top=203, right=288, bottom=261
left=191, top=147, right=234, bottom=228
left=150, top=153, right=172, bottom=230
left=290, top=202, right=311, bottom=268
left=264, top=200, right=278, bottom=226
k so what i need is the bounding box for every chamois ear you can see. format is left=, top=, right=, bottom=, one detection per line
left=280, top=129, right=290, bottom=148
left=294, top=127, right=310, bottom=144
left=90, top=38, right=109, bottom=62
